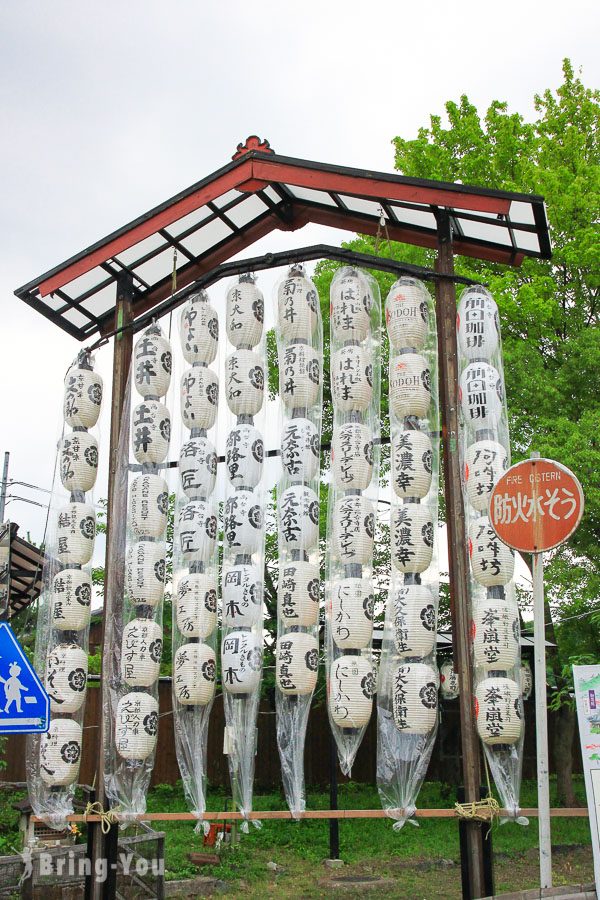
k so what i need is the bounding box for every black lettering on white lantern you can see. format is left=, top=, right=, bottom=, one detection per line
left=459, top=362, right=503, bottom=431
left=281, top=418, right=319, bottom=482
left=331, top=269, right=373, bottom=342
left=59, top=432, right=99, bottom=493
left=457, top=287, right=499, bottom=362
left=180, top=367, right=219, bottom=430
left=180, top=293, right=219, bottom=365
left=389, top=353, right=431, bottom=420
left=226, top=279, right=264, bottom=348
left=179, top=500, right=218, bottom=563
left=329, top=655, right=375, bottom=728
left=129, top=475, right=169, bottom=539
left=225, top=425, right=264, bottom=489
left=134, top=329, right=172, bottom=399
left=391, top=662, right=438, bottom=734
left=468, top=516, right=514, bottom=587
left=221, top=630, right=263, bottom=695
left=475, top=677, right=522, bottom=746
left=179, top=436, right=217, bottom=499
left=277, top=560, right=319, bottom=627
left=333, top=495, right=375, bottom=565
left=392, top=430, right=433, bottom=499
left=279, top=485, right=320, bottom=552
left=224, top=490, right=264, bottom=555
left=46, top=644, right=88, bottom=713
left=131, top=400, right=171, bottom=465
left=520, top=662, right=532, bottom=700
left=121, top=618, right=163, bottom=687
left=51, top=569, right=92, bottom=632
left=276, top=632, right=319, bottom=695
left=223, top=564, right=262, bottom=627
left=40, top=719, right=82, bottom=786
left=390, top=584, right=437, bottom=658
left=330, top=578, right=374, bottom=650
left=385, top=277, right=429, bottom=351
left=331, top=345, right=372, bottom=413
left=126, top=540, right=165, bottom=608
left=472, top=599, right=519, bottom=670
left=465, top=440, right=508, bottom=513
left=331, top=422, right=373, bottom=492
left=225, top=349, right=264, bottom=416
left=115, top=691, right=159, bottom=760
left=280, top=343, right=320, bottom=410
left=277, top=269, right=318, bottom=341
left=56, top=502, right=96, bottom=566
left=174, top=643, right=216, bottom=706
left=175, top=573, right=218, bottom=638
left=439, top=660, right=460, bottom=700
left=391, top=503, right=434, bottom=574
left=63, top=367, right=103, bottom=429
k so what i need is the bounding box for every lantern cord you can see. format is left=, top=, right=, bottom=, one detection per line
left=83, top=801, right=119, bottom=835
left=171, top=249, right=178, bottom=298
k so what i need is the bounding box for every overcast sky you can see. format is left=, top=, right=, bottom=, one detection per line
left=1, top=0, right=598, bottom=557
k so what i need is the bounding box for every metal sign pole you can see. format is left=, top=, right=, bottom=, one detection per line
left=533, top=547, right=552, bottom=887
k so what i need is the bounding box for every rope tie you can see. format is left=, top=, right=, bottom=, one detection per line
left=84, top=801, right=119, bottom=834
left=454, top=797, right=501, bottom=823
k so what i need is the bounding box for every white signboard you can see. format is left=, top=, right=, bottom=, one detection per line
left=573, top=664, right=600, bottom=890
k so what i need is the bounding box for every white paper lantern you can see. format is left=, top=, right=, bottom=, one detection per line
left=225, top=349, right=264, bottom=416
left=457, top=287, right=499, bottom=361
left=179, top=437, right=217, bottom=499
left=133, top=329, right=172, bottom=398
left=277, top=632, right=319, bottom=695
left=279, top=485, right=319, bottom=551
left=178, top=500, right=218, bottom=563
left=439, top=660, right=460, bottom=700
left=459, top=362, right=503, bottom=431
left=56, top=502, right=95, bottom=565
left=225, top=425, right=264, bottom=488
left=278, top=560, right=319, bottom=627
left=63, top=367, right=103, bottom=429
left=329, top=655, right=374, bottom=728
left=280, top=343, right=320, bottom=410
left=59, top=431, right=99, bottom=493
left=331, top=423, right=373, bottom=491
left=46, top=644, right=88, bottom=713
left=468, top=516, right=514, bottom=587
left=40, top=719, right=82, bottom=786
left=331, top=269, right=372, bottom=342
left=391, top=503, right=434, bottom=574
left=51, top=569, right=92, bottom=631
left=121, top=618, right=163, bottom=687
left=472, top=599, right=519, bottom=670
left=389, top=353, right=432, bottom=420
left=174, top=643, right=216, bottom=706
left=277, top=269, right=318, bottom=341
left=126, top=540, right=165, bottom=608
left=221, top=630, right=263, bottom=695
left=520, top=662, right=533, bottom=700
left=131, top=400, right=171, bottom=465
left=465, top=440, right=508, bottom=513
left=333, top=495, right=375, bottom=566
left=226, top=278, right=264, bottom=348
left=331, top=345, right=372, bottom=413
left=392, top=430, right=433, bottom=499
left=130, top=475, right=169, bottom=539
left=475, top=677, right=522, bottom=746
left=330, top=578, right=374, bottom=649
left=385, top=278, right=430, bottom=351
left=281, top=418, right=319, bottom=482
left=180, top=293, right=219, bottom=365
left=391, top=662, right=438, bottom=734
left=223, top=564, right=262, bottom=627
left=181, top=367, right=219, bottom=431
left=390, top=584, right=437, bottom=658
left=176, top=573, right=217, bottom=638
left=224, top=491, right=264, bottom=554
left=115, top=691, right=159, bottom=760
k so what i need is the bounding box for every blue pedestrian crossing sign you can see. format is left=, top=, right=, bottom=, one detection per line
left=0, top=623, right=49, bottom=734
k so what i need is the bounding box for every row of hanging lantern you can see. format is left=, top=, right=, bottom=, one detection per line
left=27, top=352, right=102, bottom=827
left=171, top=290, right=220, bottom=830
left=221, top=274, right=267, bottom=829
left=457, top=285, right=525, bottom=822
left=325, top=267, right=381, bottom=775
left=274, top=265, right=323, bottom=817
left=376, top=277, right=441, bottom=829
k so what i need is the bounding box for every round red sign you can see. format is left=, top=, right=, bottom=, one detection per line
left=489, top=458, right=584, bottom=553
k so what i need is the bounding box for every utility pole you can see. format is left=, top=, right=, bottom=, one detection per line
left=0, top=452, right=9, bottom=522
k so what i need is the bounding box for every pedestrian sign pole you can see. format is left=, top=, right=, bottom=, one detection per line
left=0, top=622, right=49, bottom=734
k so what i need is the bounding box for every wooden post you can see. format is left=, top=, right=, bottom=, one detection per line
left=434, top=211, right=485, bottom=899
left=90, top=272, right=134, bottom=899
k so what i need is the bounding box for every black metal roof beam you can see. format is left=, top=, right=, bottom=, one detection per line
left=157, top=229, right=196, bottom=263
left=206, top=201, right=240, bottom=236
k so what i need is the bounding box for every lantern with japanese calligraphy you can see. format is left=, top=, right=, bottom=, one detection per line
left=276, top=633, right=319, bottom=695
left=175, top=573, right=217, bottom=639
left=280, top=343, right=320, bottom=410
left=330, top=344, right=373, bottom=413
left=277, top=560, right=320, bottom=627
left=329, top=655, right=375, bottom=728
left=56, top=502, right=96, bottom=566
left=475, top=677, right=522, bottom=746
left=179, top=436, right=217, bottom=499
left=51, top=569, right=92, bottom=632
left=333, top=494, right=375, bottom=566
left=281, top=418, right=319, bottom=482
left=390, top=585, right=437, bottom=658
left=331, top=267, right=373, bottom=342
left=224, top=490, right=264, bottom=555
left=63, top=364, right=103, bottom=429
left=115, top=692, right=159, bottom=761
left=392, top=430, right=433, bottom=499
left=391, top=662, right=438, bottom=734
left=468, top=516, right=515, bottom=587
left=225, top=349, right=264, bottom=416
left=465, top=440, right=508, bottom=513
left=277, top=264, right=318, bottom=341
left=330, top=578, right=374, bottom=649
left=385, top=276, right=430, bottom=351
left=457, top=286, right=499, bottom=362
left=130, top=474, right=169, bottom=539
left=133, top=327, right=172, bottom=398
left=225, top=424, right=264, bottom=489
left=121, top=618, right=163, bottom=687
left=439, top=659, right=460, bottom=700
left=520, top=662, right=532, bottom=700
left=222, top=630, right=263, bottom=695
left=389, top=353, right=431, bottom=420
left=222, top=564, right=262, bottom=627
left=279, top=485, right=319, bottom=552
left=125, top=540, right=165, bottom=608
left=174, top=643, right=216, bottom=706
left=131, top=400, right=171, bottom=465
left=459, top=362, right=504, bottom=432
left=226, top=274, right=264, bottom=348
left=472, top=598, right=520, bottom=670
left=180, top=366, right=219, bottom=430
left=180, top=291, right=219, bottom=364
left=331, top=422, right=373, bottom=491
left=391, top=503, right=434, bottom=574
left=177, top=499, right=218, bottom=564
left=40, top=720, right=82, bottom=787
left=59, top=432, right=99, bottom=493
left=46, top=645, right=88, bottom=714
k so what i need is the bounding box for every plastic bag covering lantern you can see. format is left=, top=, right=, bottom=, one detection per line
left=27, top=349, right=102, bottom=829
left=131, top=400, right=171, bottom=465
left=274, top=264, right=323, bottom=819
left=377, top=276, right=440, bottom=831
left=325, top=267, right=381, bottom=778
left=133, top=326, right=172, bottom=398
left=115, top=692, right=159, bottom=760
left=439, top=659, right=460, bottom=700
left=457, top=283, right=525, bottom=821
left=520, top=662, right=533, bottom=700
left=130, top=474, right=169, bottom=538
left=171, top=290, right=221, bottom=830
left=121, top=618, right=163, bottom=687
left=125, top=540, right=166, bottom=608
left=221, top=273, right=267, bottom=830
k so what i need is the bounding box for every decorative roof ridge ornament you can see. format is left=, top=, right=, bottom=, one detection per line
left=232, top=136, right=275, bottom=160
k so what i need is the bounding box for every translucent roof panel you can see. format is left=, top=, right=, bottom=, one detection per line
left=15, top=141, right=551, bottom=341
